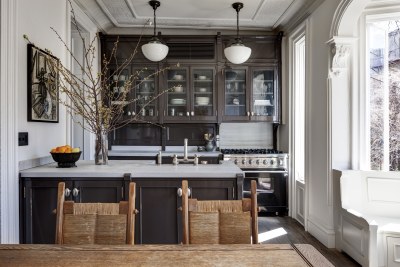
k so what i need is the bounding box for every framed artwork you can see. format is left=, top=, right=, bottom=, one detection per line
left=27, top=43, right=59, bottom=122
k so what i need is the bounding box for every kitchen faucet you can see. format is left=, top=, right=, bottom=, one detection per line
left=171, top=138, right=198, bottom=165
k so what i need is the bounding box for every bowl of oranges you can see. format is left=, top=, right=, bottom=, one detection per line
left=50, top=145, right=81, bottom=168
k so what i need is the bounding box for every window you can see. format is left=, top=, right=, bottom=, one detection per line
left=367, top=17, right=400, bottom=170
left=293, top=35, right=306, bottom=181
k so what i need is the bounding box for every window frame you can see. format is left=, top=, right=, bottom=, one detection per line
left=361, top=10, right=400, bottom=170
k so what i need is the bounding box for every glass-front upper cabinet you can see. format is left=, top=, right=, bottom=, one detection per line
left=191, top=68, right=216, bottom=121
left=165, top=68, right=189, bottom=121
left=132, top=67, right=158, bottom=120
left=164, top=67, right=217, bottom=122
left=251, top=68, right=277, bottom=121
left=223, top=69, right=249, bottom=121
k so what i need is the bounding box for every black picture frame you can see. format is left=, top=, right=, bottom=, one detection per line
left=27, top=43, right=59, bottom=123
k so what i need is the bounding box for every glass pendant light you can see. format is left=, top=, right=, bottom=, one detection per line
left=224, top=2, right=251, bottom=64
left=141, top=0, right=169, bottom=62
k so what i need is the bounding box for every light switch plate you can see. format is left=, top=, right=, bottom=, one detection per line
left=18, top=132, right=28, bottom=146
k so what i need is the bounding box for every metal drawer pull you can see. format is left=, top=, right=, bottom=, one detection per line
left=72, top=188, right=79, bottom=197
left=177, top=187, right=191, bottom=197
left=177, top=188, right=182, bottom=197
left=65, top=188, right=71, bottom=197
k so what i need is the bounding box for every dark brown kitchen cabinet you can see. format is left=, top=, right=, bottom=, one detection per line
left=19, top=177, right=128, bottom=244
left=132, top=177, right=240, bottom=244
left=162, top=65, right=217, bottom=123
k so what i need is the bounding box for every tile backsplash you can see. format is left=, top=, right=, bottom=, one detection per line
left=219, top=122, right=273, bottom=148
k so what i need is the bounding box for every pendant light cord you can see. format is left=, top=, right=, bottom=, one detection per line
left=153, top=5, right=157, bottom=37
left=236, top=7, right=239, bottom=40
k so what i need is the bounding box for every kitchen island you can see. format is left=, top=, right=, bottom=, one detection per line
left=20, top=160, right=243, bottom=244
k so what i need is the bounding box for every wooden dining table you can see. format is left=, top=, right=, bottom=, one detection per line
left=0, top=243, right=312, bottom=267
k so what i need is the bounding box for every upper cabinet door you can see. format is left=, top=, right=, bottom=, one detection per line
left=250, top=68, right=277, bottom=122
left=132, top=67, right=159, bottom=121
left=164, top=68, right=189, bottom=121
left=222, top=68, right=250, bottom=121
left=108, top=66, right=131, bottom=120
left=191, top=67, right=217, bottom=121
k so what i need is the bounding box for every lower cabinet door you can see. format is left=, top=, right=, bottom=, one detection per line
left=21, top=178, right=126, bottom=244
left=133, top=179, right=182, bottom=244
left=22, top=179, right=72, bottom=244
left=132, top=178, right=237, bottom=244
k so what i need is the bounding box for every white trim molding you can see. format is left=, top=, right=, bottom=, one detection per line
left=0, top=0, right=19, bottom=243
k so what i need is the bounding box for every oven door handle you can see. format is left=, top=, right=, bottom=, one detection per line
left=243, top=170, right=288, bottom=174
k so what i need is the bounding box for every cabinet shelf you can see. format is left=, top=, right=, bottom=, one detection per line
left=225, top=92, right=245, bottom=95
left=111, top=101, right=129, bottom=105
left=226, top=104, right=245, bottom=107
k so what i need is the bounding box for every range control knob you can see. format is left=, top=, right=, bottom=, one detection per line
left=256, top=160, right=260, bottom=165
left=279, top=158, right=284, bottom=166
left=263, top=159, right=268, bottom=165
left=270, top=159, right=275, bottom=166
left=234, top=159, right=238, bottom=165
left=249, top=159, right=253, bottom=165
left=242, top=159, right=246, bottom=165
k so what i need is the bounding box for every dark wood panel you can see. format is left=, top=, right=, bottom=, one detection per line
left=28, top=179, right=72, bottom=244
left=74, top=180, right=124, bottom=203
left=110, top=124, right=162, bottom=147
left=166, top=123, right=217, bottom=146
left=134, top=180, right=181, bottom=244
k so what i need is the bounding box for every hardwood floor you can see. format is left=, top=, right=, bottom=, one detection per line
left=258, top=216, right=361, bottom=267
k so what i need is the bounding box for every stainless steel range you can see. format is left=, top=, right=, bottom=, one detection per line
left=221, top=149, right=289, bottom=215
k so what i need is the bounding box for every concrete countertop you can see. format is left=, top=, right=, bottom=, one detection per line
left=20, top=160, right=242, bottom=178
left=108, top=146, right=221, bottom=157
left=108, top=150, right=221, bottom=157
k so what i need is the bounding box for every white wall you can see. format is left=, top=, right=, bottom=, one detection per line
left=0, top=0, right=69, bottom=243
left=18, top=0, right=68, bottom=163
left=282, top=0, right=344, bottom=247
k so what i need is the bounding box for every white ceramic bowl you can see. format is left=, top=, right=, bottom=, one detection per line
left=174, top=85, right=183, bottom=93
left=170, top=99, right=186, bottom=105
left=198, top=88, right=207, bottom=92
left=195, top=97, right=210, bottom=105
left=198, top=75, right=207, bottom=80
left=173, top=74, right=183, bottom=80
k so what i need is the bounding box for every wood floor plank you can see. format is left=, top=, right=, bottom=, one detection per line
left=258, top=216, right=361, bottom=267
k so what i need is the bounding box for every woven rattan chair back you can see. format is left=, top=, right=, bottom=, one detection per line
left=55, top=182, right=137, bottom=245
left=181, top=180, right=258, bottom=244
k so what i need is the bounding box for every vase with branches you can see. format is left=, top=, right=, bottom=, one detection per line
left=25, top=1, right=175, bottom=165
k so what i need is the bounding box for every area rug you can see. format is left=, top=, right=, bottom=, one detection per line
left=293, top=244, right=335, bottom=267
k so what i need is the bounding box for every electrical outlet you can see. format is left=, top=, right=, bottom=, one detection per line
left=18, top=132, right=28, bottom=146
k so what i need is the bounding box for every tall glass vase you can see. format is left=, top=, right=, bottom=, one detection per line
left=95, top=132, right=108, bottom=165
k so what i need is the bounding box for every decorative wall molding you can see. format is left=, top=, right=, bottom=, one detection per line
left=307, top=217, right=336, bottom=248
left=330, top=0, right=354, bottom=37
left=0, top=0, right=19, bottom=243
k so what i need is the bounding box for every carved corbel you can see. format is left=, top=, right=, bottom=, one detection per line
left=330, top=43, right=351, bottom=77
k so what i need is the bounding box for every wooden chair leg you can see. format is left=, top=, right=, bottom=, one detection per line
left=55, top=182, right=65, bottom=244
left=127, top=182, right=136, bottom=245
left=182, top=180, right=189, bottom=244
left=250, top=180, right=258, bottom=244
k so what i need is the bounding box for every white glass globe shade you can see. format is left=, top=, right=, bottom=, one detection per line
left=224, top=44, right=251, bottom=64
left=141, top=41, right=169, bottom=62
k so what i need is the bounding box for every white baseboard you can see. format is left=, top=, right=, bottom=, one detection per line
left=307, top=218, right=336, bottom=248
